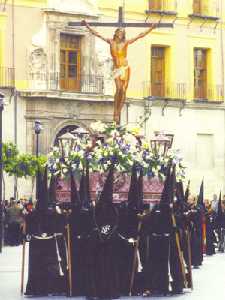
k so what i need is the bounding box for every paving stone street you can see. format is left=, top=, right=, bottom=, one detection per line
left=0, top=245, right=225, bottom=300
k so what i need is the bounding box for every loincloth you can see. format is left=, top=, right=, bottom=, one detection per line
left=112, top=65, right=129, bottom=80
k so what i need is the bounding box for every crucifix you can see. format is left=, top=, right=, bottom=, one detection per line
left=69, top=7, right=173, bottom=124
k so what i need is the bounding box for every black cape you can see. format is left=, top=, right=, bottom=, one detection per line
left=142, top=203, right=172, bottom=295
left=25, top=210, right=67, bottom=296
left=86, top=200, right=121, bottom=299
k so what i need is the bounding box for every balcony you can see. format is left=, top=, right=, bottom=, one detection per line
left=194, top=85, right=224, bottom=102
left=0, top=66, right=15, bottom=88
left=146, top=0, right=177, bottom=15
left=143, top=82, right=187, bottom=100
left=143, top=81, right=224, bottom=103
left=28, top=72, right=104, bottom=94
left=189, top=0, right=219, bottom=20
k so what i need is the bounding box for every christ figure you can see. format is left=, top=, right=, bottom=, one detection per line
left=82, top=20, right=156, bottom=124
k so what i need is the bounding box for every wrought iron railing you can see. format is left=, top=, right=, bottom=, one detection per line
left=0, top=67, right=15, bottom=88
left=148, top=0, right=177, bottom=13
left=143, top=81, right=224, bottom=102
left=143, top=82, right=187, bottom=100
left=194, top=85, right=224, bottom=101
left=79, top=74, right=104, bottom=94
left=28, top=72, right=104, bottom=94
left=191, top=0, right=219, bottom=18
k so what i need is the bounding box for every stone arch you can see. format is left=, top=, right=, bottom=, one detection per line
left=50, top=119, right=92, bottom=148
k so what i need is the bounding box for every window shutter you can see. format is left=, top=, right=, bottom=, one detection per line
left=194, top=48, right=207, bottom=99
left=193, top=0, right=201, bottom=14
left=151, top=47, right=165, bottom=97
left=60, top=34, right=81, bottom=91
left=149, top=0, right=162, bottom=10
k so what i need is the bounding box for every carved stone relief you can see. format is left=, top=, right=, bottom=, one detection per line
left=95, top=39, right=113, bottom=95
left=28, top=47, right=48, bottom=90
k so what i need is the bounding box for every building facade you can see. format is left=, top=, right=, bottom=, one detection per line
left=0, top=0, right=225, bottom=198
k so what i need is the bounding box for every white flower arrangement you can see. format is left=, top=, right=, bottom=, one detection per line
left=90, top=121, right=106, bottom=133
left=47, top=122, right=186, bottom=180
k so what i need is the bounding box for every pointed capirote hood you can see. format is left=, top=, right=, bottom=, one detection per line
left=35, top=166, right=48, bottom=212
left=70, top=171, right=81, bottom=207
left=160, top=162, right=176, bottom=205
left=99, top=164, right=114, bottom=204
left=79, top=165, right=91, bottom=209
left=160, top=162, right=172, bottom=205
left=128, top=164, right=139, bottom=210
left=198, top=179, right=204, bottom=207
left=49, top=174, right=57, bottom=206
left=94, top=164, right=119, bottom=236
left=138, top=167, right=144, bottom=210
left=169, top=164, right=176, bottom=204
left=184, top=180, right=190, bottom=202
left=176, top=180, right=185, bottom=205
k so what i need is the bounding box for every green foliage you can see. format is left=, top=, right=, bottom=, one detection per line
left=2, top=142, right=47, bottom=178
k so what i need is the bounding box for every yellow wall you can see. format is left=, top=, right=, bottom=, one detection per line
left=3, top=1, right=43, bottom=90
left=0, top=12, right=7, bottom=66
left=14, top=0, right=47, bottom=8
left=97, top=0, right=147, bottom=14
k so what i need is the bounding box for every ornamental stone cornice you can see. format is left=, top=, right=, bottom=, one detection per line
left=19, top=90, right=225, bottom=111
left=19, top=90, right=114, bottom=103
left=147, top=99, right=225, bottom=111
left=128, top=98, right=225, bottom=111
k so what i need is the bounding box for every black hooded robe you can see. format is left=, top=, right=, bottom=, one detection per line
left=86, top=201, right=121, bottom=299
left=70, top=206, right=94, bottom=296
left=25, top=210, right=67, bottom=296
left=69, top=171, right=95, bottom=296
left=142, top=203, right=172, bottom=295
left=205, top=209, right=216, bottom=255
left=169, top=215, right=185, bottom=294
left=86, top=166, right=121, bottom=299
left=25, top=168, right=68, bottom=296
left=117, top=166, right=144, bottom=296
left=189, top=205, right=203, bottom=267
left=117, top=204, right=140, bottom=296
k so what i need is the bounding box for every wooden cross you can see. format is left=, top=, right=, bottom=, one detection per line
left=68, top=6, right=173, bottom=29
left=68, top=6, right=173, bottom=124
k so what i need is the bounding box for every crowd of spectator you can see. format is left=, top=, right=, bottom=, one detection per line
left=2, top=197, right=34, bottom=246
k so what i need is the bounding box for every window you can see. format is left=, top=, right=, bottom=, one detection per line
left=191, top=0, right=219, bottom=18
left=149, top=0, right=162, bottom=10
left=194, top=48, right=207, bottom=99
left=60, top=34, right=81, bottom=91
left=148, top=0, right=177, bottom=13
left=193, top=0, right=202, bottom=14
left=151, top=47, right=165, bottom=97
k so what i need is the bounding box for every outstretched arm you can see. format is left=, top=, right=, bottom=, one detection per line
left=127, top=23, right=157, bottom=45
left=81, top=20, right=110, bottom=43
